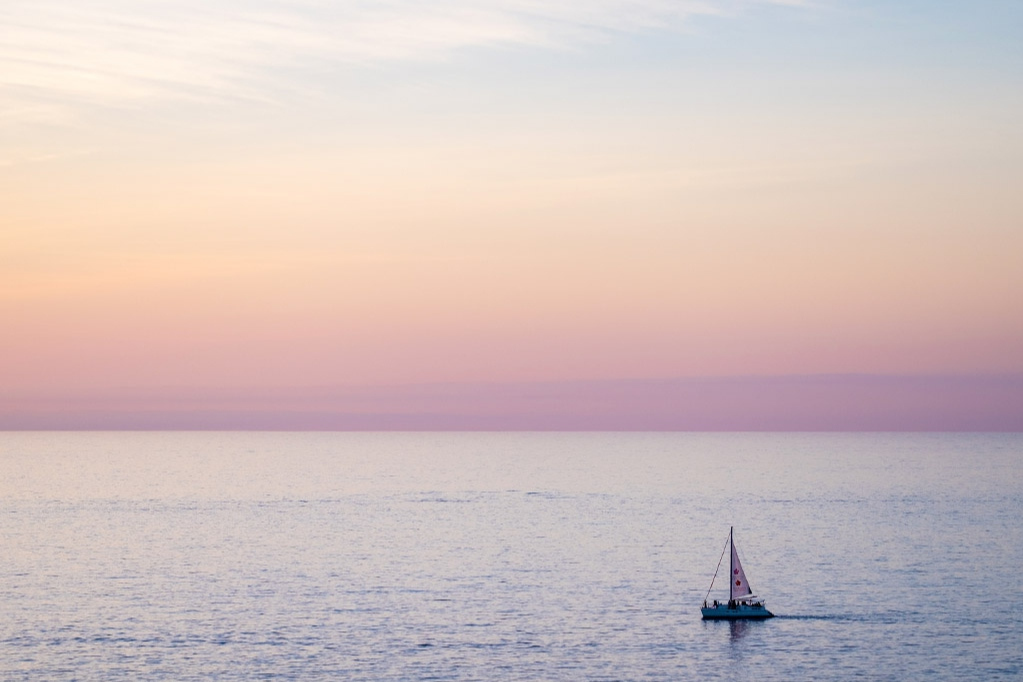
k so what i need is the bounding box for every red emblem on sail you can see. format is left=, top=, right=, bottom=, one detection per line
left=735, top=579, right=741, bottom=586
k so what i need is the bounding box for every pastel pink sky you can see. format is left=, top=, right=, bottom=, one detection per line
left=2, top=1, right=1022, bottom=428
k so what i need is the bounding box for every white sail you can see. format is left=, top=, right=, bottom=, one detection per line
left=730, top=529, right=753, bottom=600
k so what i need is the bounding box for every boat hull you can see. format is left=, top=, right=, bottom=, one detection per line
left=701, top=603, right=774, bottom=620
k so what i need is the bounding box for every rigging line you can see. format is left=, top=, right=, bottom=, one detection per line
left=703, top=531, right=730, bottom=603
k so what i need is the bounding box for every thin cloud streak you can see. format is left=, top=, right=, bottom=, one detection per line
left=3, top=374, right=1021, bottom=431
left=1, top=0, right=804, bottom=116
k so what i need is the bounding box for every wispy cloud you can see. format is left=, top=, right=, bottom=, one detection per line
left=3, top=374, right=1021, bottom=431
left=1, top=0, right=803, bottom=117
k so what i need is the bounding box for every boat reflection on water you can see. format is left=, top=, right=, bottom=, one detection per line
left=728, top=618, right=754, bottom=642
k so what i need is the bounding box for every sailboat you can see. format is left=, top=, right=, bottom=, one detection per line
left=701, top=527, right=774, bottom=620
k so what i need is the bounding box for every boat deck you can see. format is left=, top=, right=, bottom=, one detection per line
left=701, top=601, right=774, bottom=620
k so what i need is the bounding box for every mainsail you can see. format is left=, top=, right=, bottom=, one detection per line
left=729, top=528, right=753, bottom=600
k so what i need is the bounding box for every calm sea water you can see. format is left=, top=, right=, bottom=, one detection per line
left=1, top=432, right=1021, bottom=680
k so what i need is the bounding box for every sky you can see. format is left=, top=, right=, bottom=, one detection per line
left=2, top=0, right=1022, bottom=429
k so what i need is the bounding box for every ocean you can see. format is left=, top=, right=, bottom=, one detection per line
left=1, top=432, right=1021, bottom=680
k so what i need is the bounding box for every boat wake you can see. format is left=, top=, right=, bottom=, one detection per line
left=771, top=614, right=904, bottom=624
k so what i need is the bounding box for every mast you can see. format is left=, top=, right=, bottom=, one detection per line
left=729, top=526, right=734, bottom=601
left=729, top=526, right=734, bottom=581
